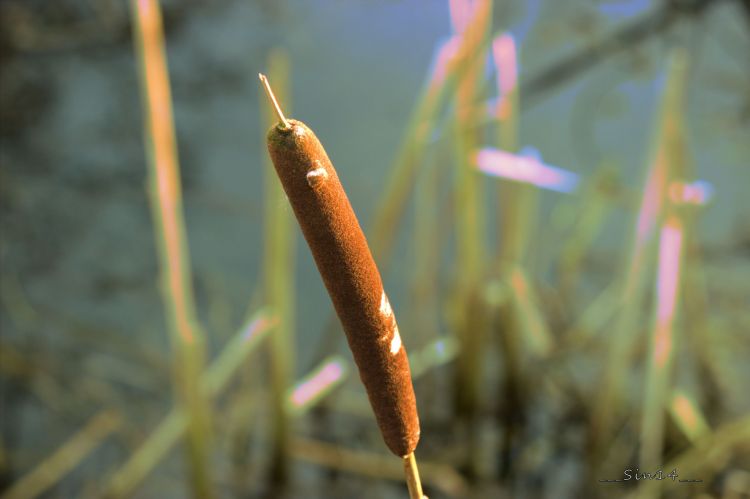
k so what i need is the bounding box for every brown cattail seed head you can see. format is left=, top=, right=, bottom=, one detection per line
left=266, top=119, right=420, bottom=457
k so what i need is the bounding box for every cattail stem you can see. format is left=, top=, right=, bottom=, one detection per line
left=403, top=452, right=426, bottom=499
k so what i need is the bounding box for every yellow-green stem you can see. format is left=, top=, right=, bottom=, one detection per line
left=261, top=48, right=296, bottom=484
left=129, top=0, right=213, bottom=496
left=590, top=50, right=689, bottom=464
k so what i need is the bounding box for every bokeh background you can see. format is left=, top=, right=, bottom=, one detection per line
left=1, top=0, right=748, bottom=498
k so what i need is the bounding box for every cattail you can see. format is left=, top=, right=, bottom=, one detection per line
left=259, top=75, right=422, bottom=478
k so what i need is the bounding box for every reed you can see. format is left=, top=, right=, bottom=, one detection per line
left=639, top=214, right=685, bottom=469
left=290, top=437, right=467, bottom=497
left=556, top=166, right=619, bottom=299
left=668, top=390, right=710, bottom=443
left=450, top=0, right=492, bottom=431
left=589, top=50, right=689, bottom=464
left=287, top=355, right=348, bottom=416
left=680, top=207, right=723, bottom=411
left=260, top=48, right=296, bottom=484
left=492, top=34, right=540, bottom=272
left=8, top=3, right=750, bottom=497
left=489, top=32, right=527, bottom=479
left=1, top=411, right=120, bottom=499
left=410, top=156, right=440, bottom=347
left=368, top=5, right=494, bottom=268
left=630, top=415, right=750, bottom=499
left=129, top=0, right=213, bottom=495
left=492, top=33, right=521, bottom=266
left=102, top=311, right=273, bottom=498
left=639, top=50, right=691, bottom=471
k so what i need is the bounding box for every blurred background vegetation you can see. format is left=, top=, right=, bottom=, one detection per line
left=0, top=0, right=748, bottom=498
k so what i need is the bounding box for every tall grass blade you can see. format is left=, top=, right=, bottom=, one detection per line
left=1, top=411, right=120, bottom=499
left=369, top=4, right=493, bottom=267
left=260, top=48, right=296, bottom=484
left=129, top=0, right=214, bottom=495
left=103, top=311, right=273, bottom=498
left=590, top=50, right=689, bottom=462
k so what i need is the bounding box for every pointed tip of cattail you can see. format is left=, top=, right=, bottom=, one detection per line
left=259, top=72, right=291, bottom=129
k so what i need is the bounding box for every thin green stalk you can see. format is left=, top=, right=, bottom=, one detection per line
left=492, top=32, right=525, bottom=267
left=630, top=415, right=750, bottom=499
left=556, top=166, right=619, bottom=299
left=261, top=48, right=296, bottom=484
left=589, top=50, right=689, bottom=463
left=639, top=215, right=685, bottom=470
left=368, top=8, right=493, bottom=268
left=410, top=158, right=440, bottom=345
left=103, top=311, right=273, bottom=498
left=129, top=0, right=212, bottom=496
left=449, top=0, right=493, bottom=477
left=668, top=389, right=710, bottom=443
left=490, top=33, right=533, bottom=478
left=639, top=50, right=691, bottom=471
left=105, top=332, right=453, bottom=498
left=681, top=214, right=723, bottom=412
left=409, top=156, right=444, bottom=414
left=1, top=411, right=120, bottom=499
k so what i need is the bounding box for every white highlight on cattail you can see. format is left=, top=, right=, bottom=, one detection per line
left=390, top=325, right=402, bottom=354
left=306, top=161, right=328, bottom=187
left=379, top=291, right=400, bottom=354
left=379, top=291, right=393, bottom=317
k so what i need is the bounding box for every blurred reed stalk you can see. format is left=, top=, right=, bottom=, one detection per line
left=260, top=48, right=296, bottom=484
left=410, top=158, right=440, bottom=346
left=490, top=35, right=523, bottom=447
left=639, top=214, right=685, bottom=470
left=103, top=311, right=273, bottom=498
left=1, top=411, right=120, bottom=499
left=130, top=0, right=213, bottom=495
left=680, top=199, right=723, bottom=412
left=639, top=50, right=690, bottom=471
left=555, top=166, right=619, bottom=300
left=290, top=437, right=468, bottom=497
left=488, top=32, right=530, bottom=478
left=368, top=8, right=492, bottom=268
left=489, top=34, right=552, bottom=358
left=589, top=50, right=688, bottom=465
left=408, top=151, right=443, bottom=416
left=492, top=34, right=538, bottom=273
left=668, top=390, right=710, bottom=443
left=631, top=415, right=750, bottom=499
left=448, top=0, right=492, bottom=477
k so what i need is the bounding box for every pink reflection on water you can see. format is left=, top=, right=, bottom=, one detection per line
left=492, top=33, right=518, bottom=120
left=653, top=216, right=684, bottom=368
left=290, top=360, right=345, bottom=409
left=476, top=147, right=579, bottom=193
left=669, top=180, right=713, bottom=205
